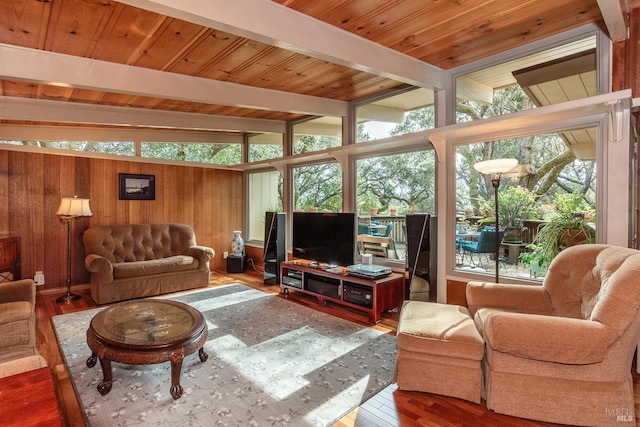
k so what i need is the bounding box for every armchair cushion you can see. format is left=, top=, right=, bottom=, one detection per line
left=477, top=308, right=611, bottom=364
left=466, top=282, right=552, bottom=317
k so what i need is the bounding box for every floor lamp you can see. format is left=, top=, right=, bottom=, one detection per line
left=56, top=195, right=93, bottom=303
left=473, top=158, right=518, bottom=283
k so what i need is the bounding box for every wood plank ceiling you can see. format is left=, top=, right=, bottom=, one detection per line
left=0, top=0, right=620, bottom=135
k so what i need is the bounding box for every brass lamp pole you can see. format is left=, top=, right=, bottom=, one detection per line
left=56, top=195, right=93, bottom=303
left=473, top=159, right=518, bottom=283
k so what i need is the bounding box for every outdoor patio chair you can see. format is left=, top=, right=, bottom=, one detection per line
left=459, top=227, right=504, bottom=267
left=357, top=223, right=372, bottom=235
left=372, top=222, right=393, bottom=237
left=357, top=234, right=397, bottom=259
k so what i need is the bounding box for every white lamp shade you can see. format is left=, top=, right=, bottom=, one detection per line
left=56, top=196, right=93, bottom=217
left=473, top=158, right=519, bottom=175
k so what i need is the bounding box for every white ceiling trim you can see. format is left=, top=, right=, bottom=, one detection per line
left=0, top=44, right=347, bottom=117
left=117, top=0, right=446, bottom=90
left=596, top=0, right=628, bottom=41
left=0, top=96, right=287, bottom=134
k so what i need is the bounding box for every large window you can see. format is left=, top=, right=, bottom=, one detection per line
left=356, top=87, right=435, bottom=142
left=456, top=36, right=597, bottom=123
left=247, top=170, right=283, bottom=241
left=292, top=117, right=342, bottom=154
left=356, top=150, right=436, bottom=262
left=454, top=128, right=597, bottom=280
left=141, top=142, right=241, bottom=165
left=293, top=162, right=342, bottom=212
left=248, top=133, right=283, bottom=162
left=0, top=140, right=135, bottom=155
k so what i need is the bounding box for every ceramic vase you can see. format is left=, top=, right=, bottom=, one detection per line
left=231, top=230, right=244, bottom=256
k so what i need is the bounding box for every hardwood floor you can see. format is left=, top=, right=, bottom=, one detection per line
left=35, top=270, right=639, bottom=427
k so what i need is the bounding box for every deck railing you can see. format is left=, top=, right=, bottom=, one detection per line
left=359, top=215, right=407, bottom=244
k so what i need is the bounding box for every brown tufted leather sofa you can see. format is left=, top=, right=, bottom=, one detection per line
left=83, top=223, right=214, bottom=305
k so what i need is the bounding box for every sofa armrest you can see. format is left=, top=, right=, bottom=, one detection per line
left=187, top=246, right=215, bottom=268
left=481, top=309, right=610, bottom=364
left=466, top=281, right=552, bottom=316
left=0, top=279, right=35, bottom=305
left=85, top=254, right=114, bottom=283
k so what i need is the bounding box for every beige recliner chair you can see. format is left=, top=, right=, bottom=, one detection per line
left=466, top=244, right=640, bottom=427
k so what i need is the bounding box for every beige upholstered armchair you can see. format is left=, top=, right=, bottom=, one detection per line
left=466, top=244, right=640, bottom=427
left=0, top=279, right=48, bottom=378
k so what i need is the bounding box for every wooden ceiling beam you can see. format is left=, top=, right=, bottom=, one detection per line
left=117, top=0, right=446, bottom=90
left=0, top=96, right=287, bottom=134
left=0, top=44, right=347, bottom=118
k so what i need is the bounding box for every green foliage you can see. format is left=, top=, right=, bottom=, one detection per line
left=520, top=193, right=595, bottom=270
left=293, top=162, right=342, bottom=212
left=390, top=107, right=435, bottom=135
left=550, top=193, right=595, bottom=219
left=249, top=144, right=283, bottom=162
left=497, top=186, right=538, bottom=227
left=293, top=135, right=340, bottom=155
left=356, top=151, right=436, bottom=214
left=17, top=141, right=136, bottom=156
left=142, top=143, right=241, bottom=165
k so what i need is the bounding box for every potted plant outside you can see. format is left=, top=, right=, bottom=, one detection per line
left=475, top=186, right=537, bottom=240
left=519, top=193, right=595, bottom=272
left=497, top=186, right=539, bottom=242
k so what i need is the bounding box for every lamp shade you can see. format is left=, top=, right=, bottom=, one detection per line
left=56, top=196, right=93, bottom=217
left=473, top=158, right=518, bottom=175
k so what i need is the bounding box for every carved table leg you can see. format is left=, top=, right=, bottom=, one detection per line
left=169, top=356, right=184, bottom=399
left=199, top=347, right=208, bottom=362
left=97, top=357, right=113, bottom=396
left=87, top=352, right=97, bottom=368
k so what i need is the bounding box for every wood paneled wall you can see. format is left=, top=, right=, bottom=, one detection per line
left=0, top=149, right=244, bottom=291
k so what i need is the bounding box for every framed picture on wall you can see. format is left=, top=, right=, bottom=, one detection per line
left=119, top=173, right=156, bottom=200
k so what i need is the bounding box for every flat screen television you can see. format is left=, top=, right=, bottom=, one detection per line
left=292, top=212, right=355, bottom=267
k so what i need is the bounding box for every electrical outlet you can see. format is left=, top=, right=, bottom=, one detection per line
left=34, top=271, right=45, bottom=286
left=223, top=251, right=229, bottom=259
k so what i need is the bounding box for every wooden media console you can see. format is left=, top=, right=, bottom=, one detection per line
left=280, top=260, right=404, bottom=323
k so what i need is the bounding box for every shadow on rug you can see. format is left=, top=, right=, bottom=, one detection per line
left=52, top=284, right=398, bottom=426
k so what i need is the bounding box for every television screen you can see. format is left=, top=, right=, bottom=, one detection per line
left=292, top=212, right=355, bottom=267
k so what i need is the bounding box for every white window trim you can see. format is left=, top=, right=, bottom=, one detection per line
left=430, top=89, right=634, bottom=302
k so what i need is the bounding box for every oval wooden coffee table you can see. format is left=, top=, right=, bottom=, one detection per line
left=86, top=299, right=208, bottom=399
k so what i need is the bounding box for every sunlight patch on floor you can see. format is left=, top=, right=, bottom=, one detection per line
left=304, top=375, right=370, bottom=425
left=209, top=326, right=376, bottom=400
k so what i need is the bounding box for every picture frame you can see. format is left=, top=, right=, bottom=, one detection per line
left=118, top=173, right=156, bottom=200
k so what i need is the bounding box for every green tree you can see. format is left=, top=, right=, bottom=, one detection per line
left=455, top=85, right=596, bottom=215
left=357, top=151, right=435, bottom=214
left=356, top=107, right=437, bottom=214
left=293, top=162, right=342, bottom=212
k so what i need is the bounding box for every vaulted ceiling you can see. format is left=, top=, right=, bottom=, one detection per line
left=0, top=0, right=633, bottom=136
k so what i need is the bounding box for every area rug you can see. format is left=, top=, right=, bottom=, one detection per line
left=52, top=284, right=397, bottom=426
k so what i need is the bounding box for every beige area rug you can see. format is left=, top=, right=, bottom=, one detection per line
left=52, top=284, right=397, bottom=426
